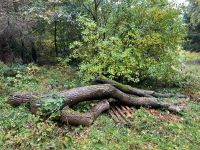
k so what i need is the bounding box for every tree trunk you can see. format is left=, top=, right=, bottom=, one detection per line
left=95, top=76, right=187, bottom=98
left=31, top=42, right=37, bottom=63
left=54, top=19, right=58, bottom=57
left=61, top=100, right=110, bottom=126
left=94, top=0, right=98, bottom=23
left=8, top=84, right=183, bottom=114
left=54, top=3, right=58, bottom=57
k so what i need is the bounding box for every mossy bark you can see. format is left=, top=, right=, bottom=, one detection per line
left=95, top=76, right=187, bottom=98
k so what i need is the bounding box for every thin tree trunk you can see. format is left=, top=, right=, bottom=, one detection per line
left=54, top=19, right=58, bottom=57
left=94, top=0, right=98, bottom=23
left=54, top=3, right=58, bottom=57
left=21, top=40, right=25, bottom=63
left=31, top=42, right=37, bottom=62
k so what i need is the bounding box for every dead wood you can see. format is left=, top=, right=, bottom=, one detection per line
left=61, top=100, right=110, bottom=126
left=8, top=84, right=184, bottom=114
left=8, top=92, right=39, bottom=106
left=95, top=76, right=187, bottom=98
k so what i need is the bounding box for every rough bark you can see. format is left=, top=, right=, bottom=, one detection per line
left=8, top=84, right=183, bottom=114
left=95, top=76, right=187, bottom=98
left=61, top=100, right=110, bottom=126
left=29, top=84, right=158, bottom=113
left=8, top=92, right=39, bottom=106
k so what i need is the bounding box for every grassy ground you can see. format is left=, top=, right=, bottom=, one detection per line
left=181, top=51, right=200, bottom=76
left=0, top=53, right=200, bottom=150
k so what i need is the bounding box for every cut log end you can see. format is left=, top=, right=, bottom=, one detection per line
left=7, top=92, right=38, bottom=106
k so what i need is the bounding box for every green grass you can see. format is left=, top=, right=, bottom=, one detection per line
left=181, top=51, right=200, bottom=76
left=180, top=51, right=200, bottom=61
left=0, top=61, right=200, bottom=149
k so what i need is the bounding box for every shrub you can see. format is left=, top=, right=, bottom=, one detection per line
left=70, top=0, right=187, bottom=84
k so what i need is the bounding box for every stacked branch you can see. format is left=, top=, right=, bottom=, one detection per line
left=8, top=78, right=187, bottom=126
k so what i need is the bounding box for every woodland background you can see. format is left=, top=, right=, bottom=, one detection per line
left=0, top=0, right=200, bottom=149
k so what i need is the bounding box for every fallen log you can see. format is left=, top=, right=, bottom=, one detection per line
left=95, top=76, right=187, bottom=98
left=8, top=92, right=41, bottom=106
left=9, top=84, right=157, bottom=113
left=61, top=100, right=110, bottom=126
left=8, top=84, right=183, bottom=114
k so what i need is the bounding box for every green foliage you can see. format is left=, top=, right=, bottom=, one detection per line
left=0, top=63, right=200, bottom=149
left=0, top=1, right=200, bottom=149
left=0, top=64, right=39, bottom=93
left=184, top=0, right=200, bottom=51
left=42, top=94, right=64, bottom=114
left=25, top=0, right=81, bottom=59
left=27, top=63, right=40, bottom=75
left=0, top=64, right=80, bottom=149
left=33, top=94, right=65, bottom=121
left=187, top=0, right=200, bottom=26
left=70, top=0, right=187, bottom=84
left=177, top=51, right=200, bottom=93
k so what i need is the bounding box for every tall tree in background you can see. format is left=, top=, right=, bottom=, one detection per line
left=81, top=0, right=103, bottom=23
left=184, top=0, right=200, bottom=51
left=26, top=0, right=81, bottom=62
left=0, top=0, right=36, bottom=63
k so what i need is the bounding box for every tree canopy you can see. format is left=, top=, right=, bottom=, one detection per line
left=184, top=0, right=200, bottom=51
left=0, top=0, right=190, bottom=84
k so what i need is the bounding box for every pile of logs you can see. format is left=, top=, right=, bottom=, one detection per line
left=8, top=76, right=187, bottom=126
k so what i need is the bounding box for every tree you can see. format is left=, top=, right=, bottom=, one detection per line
left=188, top=0, right=200, bottom=25
left=70, top=0, right=186, bottom=85
left=0, top=0, right=36, bottom=63
left=26, top=0, right=81, bottom=61
left=80, top=0, right=103, bottom=23
left=184, top=0, right=200, bottom=51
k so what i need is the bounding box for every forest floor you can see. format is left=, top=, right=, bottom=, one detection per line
left=0, top=52, right=200, bottom=149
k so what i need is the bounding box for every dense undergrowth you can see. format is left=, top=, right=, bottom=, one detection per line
left=0, top=53, right=200, bottom=149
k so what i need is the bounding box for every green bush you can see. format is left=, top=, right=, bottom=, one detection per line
left=70, top=0, right=186, bottom=84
